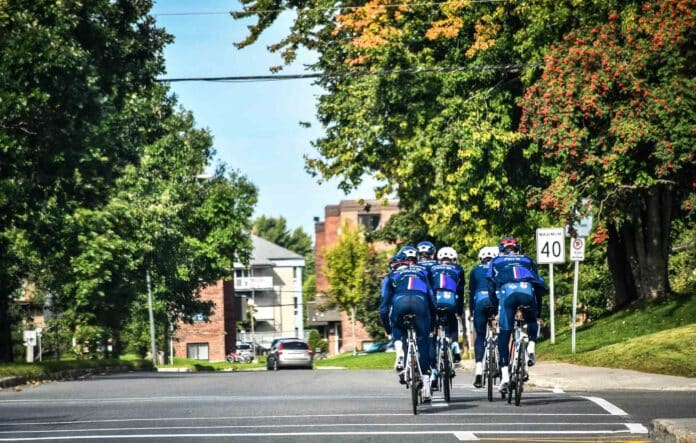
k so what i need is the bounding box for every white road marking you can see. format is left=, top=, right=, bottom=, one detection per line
left=552, top=387, right=564, bottom=393
left=0, top=431, right=476, bottom=441
left=453, top=431, right=479, bottom=440
left=0, top=412, right=617, bottom=427
left=0, top=394, right=404, bottom=404
left=581, top=396, right=628, bottom=416
left=0, top=422, right=639, bottom=434
left=625, top=423, right=649, bottom=433
left=0, top=428, right=650, bottom=441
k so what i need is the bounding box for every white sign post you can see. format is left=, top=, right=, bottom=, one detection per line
left=570, top=237, right=586, bottom=354
left=536, top=228, right=565, bottom=344
left=23, top=330, right=37, bottom=363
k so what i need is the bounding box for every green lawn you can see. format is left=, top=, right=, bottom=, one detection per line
left=314, top=351, right=395, bottom=370
left=168, top=356, right=267, bottom=371
left=538, top=292, right=696, bottom=376
left=0, top=358, right=152, bottom=379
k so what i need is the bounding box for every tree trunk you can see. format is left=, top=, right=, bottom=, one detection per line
left=350, top=306, right=357, bottom=356
left=607, top=185, right=672, bottom=306
left=0, top=295, right=13, bottom=362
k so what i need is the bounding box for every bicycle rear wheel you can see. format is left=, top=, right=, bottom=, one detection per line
left=410, top=346, right=419, bottom=415
left=486, top=350, right=494, bottom=402
left=514, top=342, right=526, bottom=406
left=443, top=347, right=451, bottom=402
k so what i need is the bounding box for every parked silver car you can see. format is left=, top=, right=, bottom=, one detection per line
left=266, top=340, right=313, bottom=370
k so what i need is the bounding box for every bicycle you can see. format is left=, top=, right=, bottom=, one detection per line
left=402, top=313, right=424, bottom=415
left=434, top=308, right=454, bottom=402
left=481, top=310, right=500, bottom=402
left=506, top=306, right=530, bottom=406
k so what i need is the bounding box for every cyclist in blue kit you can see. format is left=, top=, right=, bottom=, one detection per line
left=379, top=246, right=436, bottom=401
left=487, top=237, right=547, bottom=393
left=470, top=246, right=499, bottom=388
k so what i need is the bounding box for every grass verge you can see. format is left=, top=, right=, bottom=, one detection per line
left=539, top=292, right=696, bottom=376
left=168, top=356, right=266, bottom=371
left=0, top=358, right=152, bottom=379
left=314, top=351, right=394, bottom=370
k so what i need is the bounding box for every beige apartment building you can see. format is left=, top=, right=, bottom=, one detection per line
left=175, top=235, right=305, bottom=361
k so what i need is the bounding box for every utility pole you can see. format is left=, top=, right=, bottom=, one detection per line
left=146, top=270, right=157, bottom=367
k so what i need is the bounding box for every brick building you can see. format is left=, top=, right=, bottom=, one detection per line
left=174, top=235, right=305, bottom=362
left=312, top=199, right=400, bottom=353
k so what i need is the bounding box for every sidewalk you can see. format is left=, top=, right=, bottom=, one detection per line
left=525, top=360, right=696, bottom=443
left=529, top=360, right=696, bottom=392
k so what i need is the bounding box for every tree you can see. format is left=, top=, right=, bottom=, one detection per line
left=252, top=216, right=312, bottom=256
left=355, top=249, right=391, bottom=340
left=520, top=0, right=695, bottom=304
left=0, top=0, right=172, bottom=361
left=323, top=222, right=369, bottom=355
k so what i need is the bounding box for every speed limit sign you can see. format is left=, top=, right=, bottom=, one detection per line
left=536, top=228, right=566, bottom=264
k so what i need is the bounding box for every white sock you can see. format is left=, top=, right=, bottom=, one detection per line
left=500, top=366, right=509, bottom=383
left=475, top=361, right=483, bottom=376
left=528, top=341, right=535, bottom=354
left=422, top=375, right=431, bottom=396
left=394, top=340, right=403, bottom=358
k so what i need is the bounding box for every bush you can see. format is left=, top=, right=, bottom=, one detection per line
left=307, top=329, right=328, bottom=354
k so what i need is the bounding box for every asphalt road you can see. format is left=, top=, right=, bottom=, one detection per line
left=0, top=367, right=691, bottom=442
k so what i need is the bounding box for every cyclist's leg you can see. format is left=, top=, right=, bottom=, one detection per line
left=497, top=290, right=516, bottom=390
left=413, top=298, right=433, bottom=401
left=472, top=296, right=491, bottom=387
left=390, top=298, right=407, bottom=373
left=445, top=310, right=460, bottom=361
left=521, top=293, right=539, bottom=366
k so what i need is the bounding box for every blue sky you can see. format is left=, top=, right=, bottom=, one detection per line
left=151, top=1, right=379, bottom=239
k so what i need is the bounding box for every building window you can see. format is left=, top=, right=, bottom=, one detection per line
left=235, top=269, right=250, bottom=278
left=191, top=312, right=206, bottom=322
left=358, top=214, right=381, bottom=231
left=186, top=343, right=209, bottom=360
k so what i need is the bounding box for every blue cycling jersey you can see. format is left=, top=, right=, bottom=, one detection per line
left=487, top=254, right=547, bottom=317
left=379, top=264, right=435, bottom=332
left=468, top=264, right=490, bottom=310
left=429, top=262, right=465, bottom=316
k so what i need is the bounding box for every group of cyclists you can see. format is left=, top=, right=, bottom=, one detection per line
left=379, top=237, right=547, bottom=402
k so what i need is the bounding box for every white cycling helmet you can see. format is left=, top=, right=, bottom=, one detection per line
left=478, top=246, right=499, bottom=261
left=437, top=247, right=458, bottom=262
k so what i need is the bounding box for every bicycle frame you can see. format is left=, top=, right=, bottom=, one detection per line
left=482, top=316, right=500, bottom=401
left=402, top=315, right=423, bottom=414
left=435, top=311, right=454, bottom=401
left=508, top=310, right=529, bottom=405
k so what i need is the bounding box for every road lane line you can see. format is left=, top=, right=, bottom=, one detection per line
left=454, top=431, right=479, bottom=440
left=624, top=423, right=648, bottom=433
left=580, top=397, right=628, bottom=416
left=0, top=422, right=633, bottom=434
left=552, top=388, right=564, bottom=393
left=0, top=429, right=651, bottom=441
left=0, top=412, right=616, bottom=427
left=0, top=431, right=489, bottom=441
left=0, top=394, right=407, bottom=404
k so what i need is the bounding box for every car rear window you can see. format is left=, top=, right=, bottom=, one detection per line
left=238, top=344, right=251, bottom=350
left=282, top=341, right=308, bottom=350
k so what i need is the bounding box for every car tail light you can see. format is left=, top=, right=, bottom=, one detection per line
left=277, top=343, right=284, bottom=355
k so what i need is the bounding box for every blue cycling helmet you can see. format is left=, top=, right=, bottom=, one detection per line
left=416, top=241, right=436, bottom=259
left=389, top=252, right=408, bottom=269
left=499, top=236, right=521, bottom=253
left=398, top=246, right=418, bottom=262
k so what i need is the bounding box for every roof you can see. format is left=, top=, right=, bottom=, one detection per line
left=251, top=235, right=304, bottom=260
left=234, top=235, right=305, bottom=268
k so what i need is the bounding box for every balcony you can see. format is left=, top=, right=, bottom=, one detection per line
left=235, top=276, right=274, bottom=291
left=254, top=306, right=274, bottom=321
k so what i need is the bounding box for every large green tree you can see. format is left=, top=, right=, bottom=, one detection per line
left=323, top=222, right=370, bottom=354
left=520, top=0, right=695, bottom=304
left=252, top=215, right=312, bottom=256
left=0, top=0, right=171, bottom=361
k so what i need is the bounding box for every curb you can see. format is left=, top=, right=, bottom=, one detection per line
left=0, top=365, right=151, bottom=390
left=651, top=419, right=696, bottom=443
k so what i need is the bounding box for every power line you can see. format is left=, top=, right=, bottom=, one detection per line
left=157, top=63, right=542, bottom=83
left=153, top=0, right=507, bottom=17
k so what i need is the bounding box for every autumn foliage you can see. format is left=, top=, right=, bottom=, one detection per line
left=520, top=0, right=695, bottom=244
